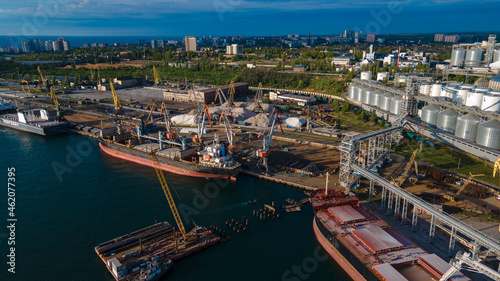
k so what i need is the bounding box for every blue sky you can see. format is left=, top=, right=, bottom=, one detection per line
left=0, top=0, right=499, bottom=36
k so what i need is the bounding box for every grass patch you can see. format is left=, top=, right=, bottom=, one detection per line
left=394, top=138, right=498, bottom=186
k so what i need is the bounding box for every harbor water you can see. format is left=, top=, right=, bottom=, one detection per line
left=0, top=128, right=350, bottom=281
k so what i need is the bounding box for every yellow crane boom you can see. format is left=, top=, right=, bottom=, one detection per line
left=149, top=152, right=187, bottom=238
left=50, top=86, right=62, bottom=119
left=392, top=148, right=419, bottom=187
left=109, top=82, right=122, bottom=111
left=445, top=172, right=484, bottom=202
left=37, top=66, right=47, bottom=88
left=228, top=80, right=235, bottom=106
left=153, top=66, right=160, bottom=86
left=494, top=157, right=500, bottom=186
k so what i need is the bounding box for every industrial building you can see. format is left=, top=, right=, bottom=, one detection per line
left=331, top=57, right=354, bottom=67
left=489, top=75, right=500, bottom=91
left=269, top=92, right=316, bottom=106
left=163, top=82, right=249, bottom=104
left=450, top=35, right=500, bottom=68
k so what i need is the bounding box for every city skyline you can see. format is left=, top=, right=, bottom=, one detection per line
left=1, top=0, right=499, bottom=37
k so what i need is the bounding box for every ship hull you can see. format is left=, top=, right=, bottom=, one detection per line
left=313, top=218, right=367, bottom=281
left=0, top=116, right=66, bottom=136
left=100, top=142, right=239, bottom=179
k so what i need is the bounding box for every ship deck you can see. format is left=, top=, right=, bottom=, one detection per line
left=1, top=113, right=63, bottom=127
left=312, top=189, right=470, bottom=281
left=95, top=222, right=222, bottom=281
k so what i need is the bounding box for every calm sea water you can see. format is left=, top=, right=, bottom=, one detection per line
left=0, top=128, right=350, bottom=281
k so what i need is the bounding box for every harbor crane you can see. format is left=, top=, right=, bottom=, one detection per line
left=494, top=157, right=500, bottom=187
left=105, top=110, right=122, bottom=134
left=218, top=111, right=238, bottom=153
left=193, top=103, right=211, bottom=144
left=37, top=66, right=49, bottom=92
left=228, top=81, right=236, bottom=106
left=391, top=147, right=419, bottom=187
left=50, top=86, right=63, bottom=121
left=153, top=66, right=160, bottom=86
left=149, top=152, right=198, bottom=243
left=215, top=87, right=229, bottom=106
left=256, top=108, right=281, bottom=175
left=21, top=80, right=31, bottom=93
left=109, top=81, right=122, bottom=113
left=444, top=172, right=484, bottom=202
left=440, top=251, right=500, bottom=281
left=253, top=83, right=264, bottom=112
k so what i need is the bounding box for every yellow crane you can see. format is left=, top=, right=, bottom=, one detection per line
left=153, top=66, right=160, bottom=86
left=494, top=157, right=500, bottom=187
left=37, top=66, right=48, bottom=92
left=444, top=172, right=484, bottom=202
left=21, top=80, right=31, bottom=93
left=149, top=152, right=197, bottom=241
left=228, top=80, right=235, bottom=106
left=109, top=82, right=122, bottom=112
left=50, top=86, right=62, bottom=120
left=391, top=148, right=419, bottom=187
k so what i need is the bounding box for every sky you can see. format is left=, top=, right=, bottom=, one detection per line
left=0, top=0, right=499, bottom=37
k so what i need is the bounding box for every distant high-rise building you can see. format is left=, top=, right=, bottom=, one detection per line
left=151, top=39, right=158, bottom=49
left=21, top=40, right=33, bottom=53
left=62, top=40, right=71, bottom=51
left=226, top=44, right=243, bottom=55
left=45, top=40, right=53, bottom=51
left=366, top=33, right=377, bottom=42
left=185, top=36, right=197, bottom=52
left=82, top=43, right=90, bottom=48
left=91, top=43, right=98, bottom=48
left=52, top=41, right=61, bottom=52
left=138, top=39, right=145, bottom=46
left=434, top=34, right=445, bottom=42
left=444, top=35, right=459, bottom=43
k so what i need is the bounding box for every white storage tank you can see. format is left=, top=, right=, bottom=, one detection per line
left=494, top=49, right=500, bottom=63
left=360, top=71, right=372, bottom=80
left=355, top=86, right=366, bottom=101
left=419, top=84, right=431, bottom=96
left=464, top=47, right=484, bottom=67
left=390, top=96, right=403, bottom=115
left=421, top=104, right=441, bottom=127
left=363, top=88, right=375, bottom=104
left=380, top=93, right=394, bottom=111
left=466, top=92, right=484, bottom=108
left=377, top=72, right=389, bottom=81
left=454, top=89, right=469, bottom=105
left=451, top=48, right=466, bottom=66
left=476, top=120, right=500, bottom=150
left=359, top=87, right=367, bottom=102
left=454, top=114, right=481, bottom=141
left=437, top=109, right=459, bottom=134
left=481, top=94, right=500, bottom=112
left=371, top=90, right=383, bottom=107
left=348, top=84, right=357, bottom=100
left=430, top=84, right=442, bottom=97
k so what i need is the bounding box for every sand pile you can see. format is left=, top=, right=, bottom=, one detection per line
left=244, top=113, right=270, bottom=127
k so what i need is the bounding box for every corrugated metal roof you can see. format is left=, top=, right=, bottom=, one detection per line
left=373, top=263, right=408, bottom=281
left=352, top=226, right=403, bottom=253
left=328, top=205, right=365, bottom=224
left=491, top=75, right=500, bottom=82
left=419, top=254, right=470, bottom=281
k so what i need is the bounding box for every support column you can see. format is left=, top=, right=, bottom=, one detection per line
left=381, top=186, right=387, bottom=210
left=401, top=198, right=408, bottom=224
left=394, top=194, right=401, bottom=219
left=429, top=214, right=436, bottom=243
left=411, top=205, right=418, bottom=231
left=387, top=191, right=393, bottom=215
left=448, top=226, right=456, bottom=256
left=369, top=179, right=374, bottom=202
left=497, top=256, right=500, bottom=272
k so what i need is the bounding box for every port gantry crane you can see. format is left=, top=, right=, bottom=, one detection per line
left=21, top=80, right=31, bottom=93
left=37, top=66, right=49, bottom=93
left=109, top=81, right=122, bottom=114
left=494, top=157, right=500, bottom=187
left=105, top=110, right=122, bottom=134
left=215, top=87, right=229, bottom=106
left=391, top=146, right=419, bottom=187
left=217, top=110, right=238, bottom=153
left=256, top=108, right=281, bottom=175
left=193, top=103, right=211, bottom=144
left=50, top=86, right=63, bottom=121
left=153, top=66, right=160, bottom=87
left=253, top=82, right=264, bottom=112
left=444, top=172, right=484, bottom=202
left=149, top=152, right=198, bottom=243
left=228, top=81, right=236, bottom=106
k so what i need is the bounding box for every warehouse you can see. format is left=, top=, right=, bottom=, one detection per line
left=163, top=82, right=249, bottom=103
left=271, top=92, right=316, bottom=106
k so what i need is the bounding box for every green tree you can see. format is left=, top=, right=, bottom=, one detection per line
left=379, top=119, right=386, bottom=128
left=341, top=101, right=350, bottom=114
left=63, top=75, right=69, bottom=87
left=370, top=110, right=377, bottom=122
left=23, top=74, right=31, bottom=81
left=357, top=111, right=366, bottom=121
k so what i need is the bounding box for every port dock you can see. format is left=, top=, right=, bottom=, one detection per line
left=95, top=221, right=222, bottom=281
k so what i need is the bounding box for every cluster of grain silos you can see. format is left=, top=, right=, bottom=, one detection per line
left=420, top=103, right=500, bottom=150
left=418, top=82, right=500, bottom=113
left=450, top=46, right=488, bottom=67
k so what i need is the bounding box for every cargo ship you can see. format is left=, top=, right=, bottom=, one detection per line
left=0, top=99, right=67, bottom=135
left=95, top=221, right=222, bottom=281
left=100, top=136, right=240, bottom=179
left=311, top=189, right=470, bottom=281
